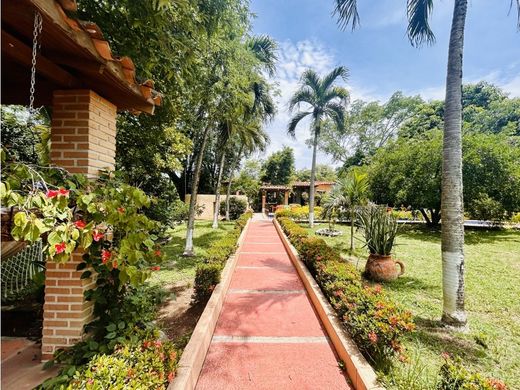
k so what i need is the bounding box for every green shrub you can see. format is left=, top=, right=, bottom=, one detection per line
left=276, top=215, right=414, bottom=367
left=511, top=212, right=520, bottom=224
left=469, top=193, right=506, bottom=223
left=220, top=197, right=247, bottom=220
left=194, top=263, right=223, bottom=301
left=193, top=211, right=252, bottom=301
left=438, top=356, right=508, bottom=390
left=63, top=338, right=179, bottom=389
left=275, top=205, right=324, bottom=221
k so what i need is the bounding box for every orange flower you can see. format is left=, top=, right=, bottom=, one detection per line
left=368, top=331, right=378, bottom=344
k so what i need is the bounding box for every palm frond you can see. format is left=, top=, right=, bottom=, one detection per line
left=334, top=0, right=360, bottom=31
left=300, top=69, right=322, bottom=95
left=322, top=86, right=350, bottom=105
left=246, top=35, right=278, bottom=76
left=324, top=102, right=346, bottom=132
left=287, top=111, right=311, bottom=138
left=510, top=0, right=520, bottom=29
left=288, top=87, right=316, bottom=111
left=251, top=80, right=276, bottom=121
left=320, top=66, right=349, bottom=94
left=407, top=0, right=436, bottom=47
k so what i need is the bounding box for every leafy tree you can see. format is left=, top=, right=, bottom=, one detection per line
left=287, top=67, right=349, bottom=227
left=295, top=164, right=337, bottom=182
left=334, top=0, right=520, bottom=328
left=260, top=147, right=296, bottom=185
left=367, top=130, right=520, bottom=225
left=232, top=160, right=262, bottom=209
left=319, top=92, right=423, bottom=167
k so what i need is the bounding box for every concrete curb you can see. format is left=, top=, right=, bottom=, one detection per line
left=273, top=219, right=385, bottom=390
left=168, top=219, right=251, bottom=390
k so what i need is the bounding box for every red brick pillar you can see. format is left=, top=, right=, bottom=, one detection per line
left=42, top=90, right=117, bottom=361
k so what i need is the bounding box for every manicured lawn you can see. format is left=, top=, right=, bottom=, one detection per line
left=150, top=221, right=236, bottom=287
left=302, top=222, right=520, bottom=389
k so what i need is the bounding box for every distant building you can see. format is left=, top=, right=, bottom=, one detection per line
left=259, top=181, right=334, bottom=213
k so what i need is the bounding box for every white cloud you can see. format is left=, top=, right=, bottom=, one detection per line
left=262, top=39, right=339, bottom=169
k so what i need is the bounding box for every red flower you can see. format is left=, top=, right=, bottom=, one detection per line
left=58, top=188, right=70, bottom=197
left=112, top=260, right=118, bottom=269
left=55, top=242, right=66, bottom=254
left=373, top=284, right=382, bottom=294
left=143, top=340, right=151, bottom=349
left=74, top=220, right=87, bottom=229
left=92, top=231, right=104, bottom=242
left=168, top=371, right=175, bottom=382
left=154, top=250, right=161, bottom=257
left=117, top=207, right=125, bottom=214
left=101, top=249, right=111, bottom=264
left=46, top=190, right=59, bottom=198
left=368, top=331, right=378, bottom=344
left=151, top=266, right=161, bottom=271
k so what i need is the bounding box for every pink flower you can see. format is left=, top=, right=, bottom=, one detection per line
left=154, top=340, right=162, bottom=348
left=441, top=352, right=451, bottom=360
left=368, top=331, right=378, bottom=344
left=168, top=372, right=175, bottom=382
left=101, top=249, right=111, bottom=264
left=74, top=220, right=87, bottom=229
left=58, top=188, right=70, bottom=197
left=46, top=190, right=59, bottom=198
left=55, top=242, right=66, bottom=254
left=92, top=231, right=104, bottom=242
left=112, top=260, right=118, bottom=269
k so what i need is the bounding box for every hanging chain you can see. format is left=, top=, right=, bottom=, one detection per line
left=29, top=11, right=43, bottom=114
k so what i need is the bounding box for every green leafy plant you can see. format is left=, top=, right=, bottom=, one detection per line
left=219, top=197, right=247, bottom=220
left=438, top=355, right=509, bottom=390
left=357, top=204, right=399, bottom=256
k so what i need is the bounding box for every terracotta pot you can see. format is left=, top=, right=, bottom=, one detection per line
left=365, top=254, right=405, bottom=282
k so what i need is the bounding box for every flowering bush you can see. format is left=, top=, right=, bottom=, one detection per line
left=193, top=211, right=252, bottom=301
left=61, top=336, right=179, bottom=389
left=275, top=205, right=323, bottom=221
left=438, top=355, right=509, bottom=390
left=277, top=216, right=414, bottom=367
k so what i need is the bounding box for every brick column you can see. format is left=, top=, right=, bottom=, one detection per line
left=42, top=90, right=117, bottom=361
left=49, top=89, right=116, bottom=178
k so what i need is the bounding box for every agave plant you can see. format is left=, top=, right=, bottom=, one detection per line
left=357, top=204, right=398, bottom=256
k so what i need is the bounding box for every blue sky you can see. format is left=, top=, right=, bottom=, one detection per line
left=249, top=0, right=520, bottom=169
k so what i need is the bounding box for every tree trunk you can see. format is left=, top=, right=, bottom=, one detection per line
left=350, top=207, right=355, bottom=251
left=441, top=0, right=468, bottom=328
left=225, top=147, right=243, bottom=221
left=212, top=150, right=226, bottom=229
left=183, top=125, right=211, bottom=256
left=308, top=130, right=319, bottom=228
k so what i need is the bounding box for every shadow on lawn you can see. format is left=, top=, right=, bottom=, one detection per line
left=409, top=317, right=488, bottom=363
left=383, top=276, right=437, bottom=293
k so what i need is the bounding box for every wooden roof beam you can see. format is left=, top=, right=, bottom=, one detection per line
left=2, top=29, right=80, bottom=88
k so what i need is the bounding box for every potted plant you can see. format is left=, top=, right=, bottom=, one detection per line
left=357, top=204, right=404, bottom=282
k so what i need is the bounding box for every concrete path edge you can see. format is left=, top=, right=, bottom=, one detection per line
left=168, top=219, right=251, bottom=390
left=273, top=219, right=385, bottom=390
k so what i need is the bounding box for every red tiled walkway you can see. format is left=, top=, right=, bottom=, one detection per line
left=195, top=220, right=352, bottom=389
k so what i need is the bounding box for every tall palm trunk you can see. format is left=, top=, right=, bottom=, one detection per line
left=225, top=147, right=243, bottom=221
left=212, top=151, right=226, bottom=229
left=183, top=125, right=211, bottom=256
left=350, top=207, right=355, bottom=251
left=441, top=0, right=468, bottom=328
left=308, top=129, right=319, bottom=227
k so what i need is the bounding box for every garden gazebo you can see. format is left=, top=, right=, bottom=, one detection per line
left=2, top=0, right=160, bottom=361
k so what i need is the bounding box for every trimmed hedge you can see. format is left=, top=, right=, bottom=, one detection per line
left=275, top=205, right=323, bottom=221
left=277, top=216, right=414, bottom=367
left=193, top=211, right=253, bottom=301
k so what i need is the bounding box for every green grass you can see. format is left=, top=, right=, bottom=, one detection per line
left=303, top=222, right=520, bottom=389
left=149, top=221, right=235, bottom=287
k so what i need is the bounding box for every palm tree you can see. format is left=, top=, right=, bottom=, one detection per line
left=288, top=67, right=349, bottom=228
left=340, top=169, right=368, bottom=251
left=333, top=0, right=519, bottom=328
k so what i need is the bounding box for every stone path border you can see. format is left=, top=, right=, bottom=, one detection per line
left=273, top=218, right=384, bottom=390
